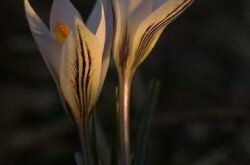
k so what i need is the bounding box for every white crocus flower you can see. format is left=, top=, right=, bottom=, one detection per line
left=112, top=0, right=194, bottom=77
left=24, top=0, right=112, bottom=125
left=110, top=0, right=194, bottom=164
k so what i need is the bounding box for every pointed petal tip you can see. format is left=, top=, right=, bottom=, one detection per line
left=74, top=17, right=94, bottom=36
left=24, top=0, right=35, bottom=18
left=75, top=17, right=83, bottom=26
left=74, top=17, right=86, bottom=32
left=24, top=0, right=50, bottom=35
left=87, top=0, right=106, bottom=35
left=24, top=0, right=30, bottom=9
left=128, top=0, right=195, bottom=73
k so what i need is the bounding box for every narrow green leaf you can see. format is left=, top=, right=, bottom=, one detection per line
left=74, top=152, right=83, bottom=165
left=111, top=87, right=120, bottom=165
left=133, top=80, right=161, bottom=165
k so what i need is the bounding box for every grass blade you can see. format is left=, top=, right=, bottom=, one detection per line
left=133, top=80, right=161, bottom=165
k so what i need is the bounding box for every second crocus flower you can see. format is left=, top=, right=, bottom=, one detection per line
left=110, top=0, right=194, bottom=164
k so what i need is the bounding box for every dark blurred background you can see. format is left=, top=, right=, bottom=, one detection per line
left=1, top=0, right=250, bottom=164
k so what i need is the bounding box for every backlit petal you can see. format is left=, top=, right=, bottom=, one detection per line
left=88, top=0, right=113, bottom=94
left=111, top=0, right=127, bottom=73
left=87, top=0, right=101, bottom=34
left=129, top=0, right=194, bottom=73
left=24, top=0, right=61, bottom=83
left=50, top=0, right=82, bottom=38
left=87, top=0, right=106, bottom=54
left=153, top=0, right=166, bottom=10
left=129, top=0, right=154, bottom=29
left=60, top=18, right=102, bottom=122
left=128, top=0, right=144, bottom=13
left=24, top=0, right=50, bottom=36
left=59, top=32, right=81, bottom=123
left=32, top=35, right=62, bottom=82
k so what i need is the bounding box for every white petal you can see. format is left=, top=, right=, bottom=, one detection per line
left=149, top=0, right=194, bottom=23
left=111, top=0, right=127, bottom=71
left=87, top=0, right=113, bottom=94
left=128, top=0, right=143, bottom=13
left=24, top=0, right=50, bottom=36
left=87, top=0, right=102, bottom=35
left=129, top=0, right=154, bottom=30
left=130, top=0, right=154, bottom=14
left=87, top=0, right=106, bottom=54
left=59, top=32, right=81, bottom=123
left=24, top=0, right=61, bottom=83
left=153, top=0, right=167, bottom=9
left=118, top=0, right=127, bottom=10
left=129, top=0, right=194, bottom=72
left=33, top=34, right=62, bottom=82
left=101, top=0, right=113, bottom=31
left=50, top=0, right=82, bottom=35
left=60, top=18, right=102, bottom=119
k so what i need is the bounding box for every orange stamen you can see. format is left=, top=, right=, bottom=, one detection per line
left=54, top=23, right=70, bottom=44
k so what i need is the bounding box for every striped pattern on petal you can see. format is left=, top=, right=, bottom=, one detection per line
left=129, top=0, right=194, bottom=73
left=60, top=18, right=102, bottom=123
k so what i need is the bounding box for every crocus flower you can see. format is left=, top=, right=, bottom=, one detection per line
left=110, top=0, right=194, bottom=164
left=24, top=0, right=112, bottom=125
left=112, top=0, right=194, bottom=77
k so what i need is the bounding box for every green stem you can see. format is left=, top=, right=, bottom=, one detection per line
left=79, top=119, right=93, bottom=165
left=119, top=73, right=132, bottom=165
left=92, top=110, right=99, bottom=165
